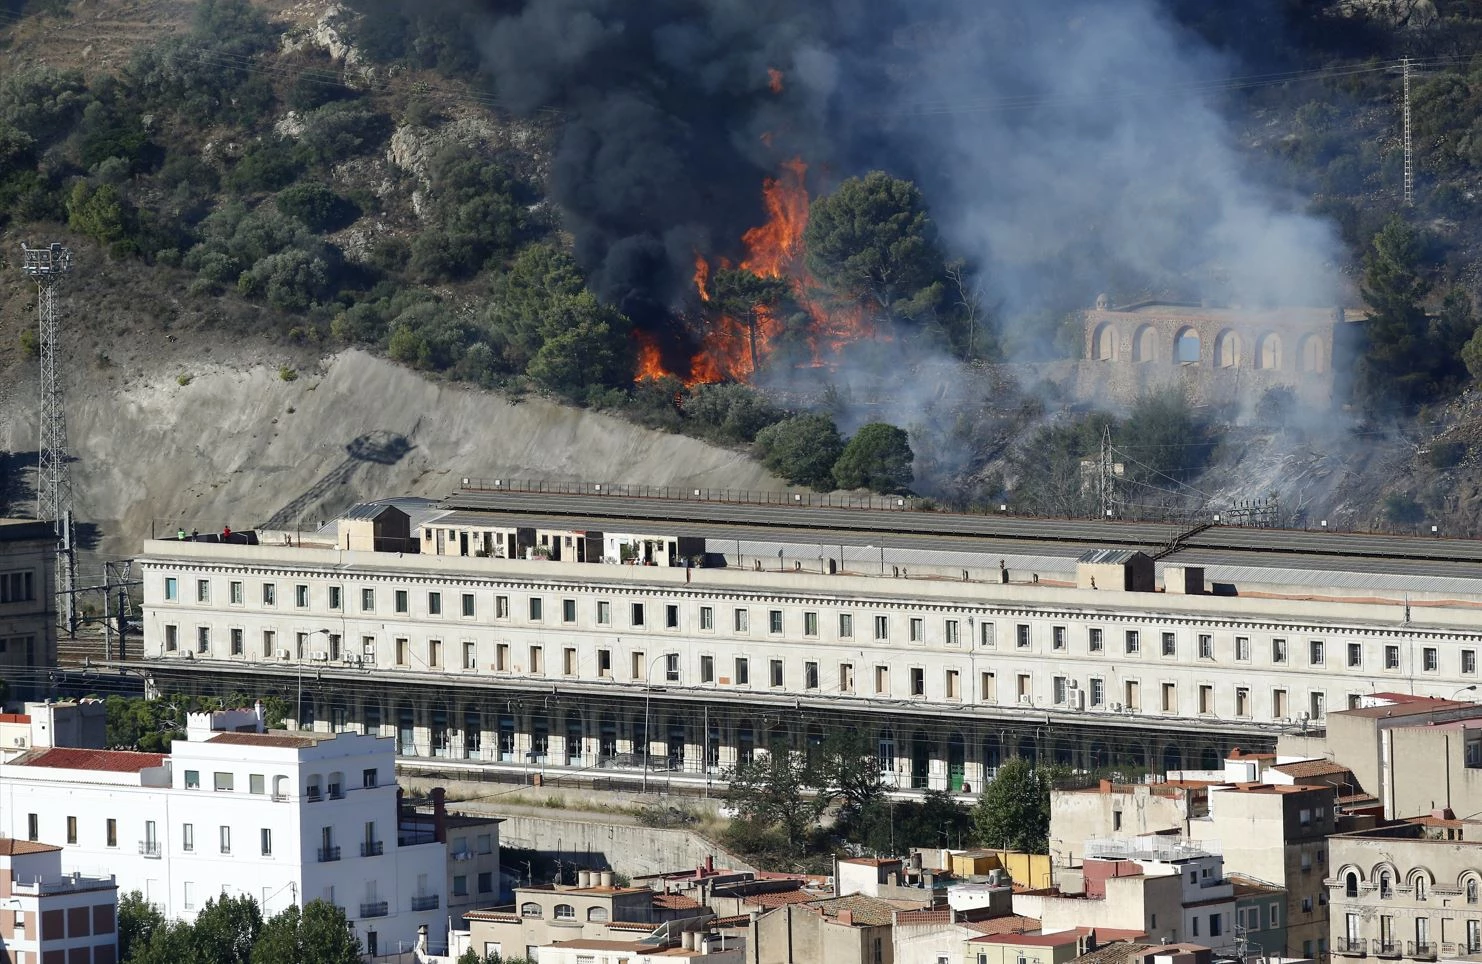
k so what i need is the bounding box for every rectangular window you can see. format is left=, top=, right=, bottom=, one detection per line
left=230, top=628, right=243, bottom=656
left=530, top=597, right=544, bottom=621
left=1199, top=685, right=1212, bottom=714
left=184, top=882, right=195, bottom=910
left=165, top=576, right=178, bottom=601
left=1125, top=630, right=1140, bottom=654
left=840, top=663, right=855, bottom=694
left=461, top=593, right=475, bottom=618
left=1236, top=687, right=1251, bottom=717
left=1089, top=628, right=1103, bottom=652
left=701, top=655, right=714, bottom=683
left=393, top=589, right=408, bottom=613
left=981, top=671, right=997, bottom=703
left=26, top=813, right=37, bottom=841
left=665, top=604, right=679, bottom=629
left=1017, top=624, right=1031, bottom=649
left=106, top=818, right=117, bottom=847
left=363, top=768, right=378, bottom=788
left=946, top=620, right=961, bottom=647
left=1310, top=639, right=1325, bottom=665
left=563, top=647, right=577, bottom=676
left=329, top=586, right=342, bottom=610
left=478, top=872, right=493, bottom=894
left=1274, top=688, right=1289, bottom=718
left=874, top=615, right=888, bottom=640
left=630, top=651, right=643, bottom=680
left=1467, top=650, right=1478, bottom=675
left=260, top=828, right=272, bottom=856
left=196, top=627, right=210, bottom=653
left=910, top=667, right=925, bottom=696
left=165, top=624, right=178, bottom=651
left=1090, top=677, right=1104, bottom=707
left=805, top=612, right=819, bottom=637
left=1198, top=634, right=1213, bottom=659
left=805, top=661, right=819, bottom=689
left=1161, top=682, right=1176, bottom=713
left=214, top=771, right=234, bottom=791
left=249, top=773, right=265, bottom=795
left=700, top=606, right=714, bottom=631
left=665, top=652, right=679, bottom=682
left=1052, top=626, right=1066, bottom=651
left=1125, top=679, right=1140, bottom=710
left=1054, top=676, right=1067, bottom=704
left=496, top=595, right=510, bottom=619
left=427, top=591, right=441, bottom=616
left=734, top=608, right=749, bottom=633
left=361, top=588, right=375, bottom=612
left=1424, top=647, right=1439, bottom=672
left=428, top=639, right=441, bottom=669
left=770, top=659, right=784, bottom=688
left=909, top=617, right=924, bottom=642
left=1162, top=632, right=1176, bottom=656
left=1273, top=638, right=1288, bottom=663
left=185, top=769, right=200, bottom=789
left=219, top=826, right=231, bottom=854
left=197, top=579, right=210, bottom=603
left=558, top=599, right=575, bottom=624
left=296, top=584, right=309, bottom=608
left=839, top=613, right=854, bottom=638
left=182, top=823, right=194, bottom=852
left=981, top=622, right=995, bottom=647
left=597, top=649, right=611, bottom=677
left=1347, top=643, right=1362, bottom=668
left=596, top=600, right=610, bottom=625
left=463, top=641, right=476, bottom=670
left=1019, top=674, right=1033, bottom=701
left=1386, top=644, right=1400, bottom=669
left=630, top=602, right=644, bottom=626
left=229, top=581, right=244, bottom=605
left=66, top=815, right=76, bottom=844
left=529, top=645, right=544, bottom=675
left=735, top=658, right=750, bottom=685
left=769, top=610, right=783, bottom=634
left=496, top=644, right=509, bottom=672
left=875, top=665, right=889, bottom=695
left=395, top=638, right=409, bottom=666
left=1235, top=636, right=1250, bottom=661
left=1311, top=691, right=1326, bottom=719
left=946, top=669, right=960, bottom=700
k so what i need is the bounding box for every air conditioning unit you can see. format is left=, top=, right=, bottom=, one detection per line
left=310, top=652, right=329, bottom=662
left=1018, top=695, right=1032, bottom=705
left=343, top=654, right=362, bottom=666
left=1067, top=680, right=1079, bottom=689
left=276, top=648, right=292, bottom=660
left=1109, top=702, right=1124, bottom=712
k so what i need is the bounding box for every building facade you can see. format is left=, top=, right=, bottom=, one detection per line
left=0, top=519, right=56, bottom=700
left=122, top=493, right=1482, bottom=795
left=0, top=709, right=446, bottom=957
left=0, top=839, right=118, bottom=964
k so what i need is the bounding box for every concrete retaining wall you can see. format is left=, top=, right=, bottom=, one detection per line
left=494, top=813, right=758, bottom=878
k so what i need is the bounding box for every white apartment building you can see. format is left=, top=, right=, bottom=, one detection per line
left=124, top=492, right=1482, bottom=794
left=0, top=519, right=57, bottom=699
left=0, top=708, right=446, bottom=957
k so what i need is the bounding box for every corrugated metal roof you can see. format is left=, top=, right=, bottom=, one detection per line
left=1079, top=549, right=1146, bottom=564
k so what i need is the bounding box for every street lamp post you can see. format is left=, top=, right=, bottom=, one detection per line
left=642, top=652, right=670, bottom=794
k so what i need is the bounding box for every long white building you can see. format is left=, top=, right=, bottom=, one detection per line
left=0, top=707, right=446, bottom=957
left=122, top=488, right=1482, bottom=793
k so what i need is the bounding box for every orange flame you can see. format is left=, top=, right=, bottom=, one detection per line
left=767, top=68, right=784, bottom=94
left=634, top=330, right=668, bottom=381
left=693, top=254, right=710, bottom=302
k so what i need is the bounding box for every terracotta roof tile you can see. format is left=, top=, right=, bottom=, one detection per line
left=208, top=732, right=322, bottom=748
left=0, top=839, right=63, bottom=856
left=654, top=893, right=703, bottom=911
left=964, top=915, right=1042, bottom=936
left=1271, top=759, right=1350, bottom=778
left=14, top=748, right=165, bottom=773
left=744, top=890, right=819, bottom=909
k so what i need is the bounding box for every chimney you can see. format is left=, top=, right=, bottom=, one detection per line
left=838, top=910, right=854, bottom=926
left=600, top=870, right=614, bottom=887
left=416, top=924, right=428, bottom=953
left=431, top=787, right=447, bottom=843
left=705, top=854, right=715, bottom=874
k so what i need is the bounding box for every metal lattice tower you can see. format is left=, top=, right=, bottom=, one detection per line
left=1402, top=56, right=1414, bottom=207
left=1098, top=425, right=1115, bottom=519
left=20, top=242, right=77, bottom=635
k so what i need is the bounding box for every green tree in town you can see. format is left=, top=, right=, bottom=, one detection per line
left=808, top=729, right=885, bottom=825
left=118, top=891, right=166, bottom=962
left=189, top=893, right=262, bottom=964
left=726, top=744, right=826, bottom=851
left=253, top=900, right=362, bottom=964
left=832, top=422, right=914, bottom=493
left=754, top=413, right=844, bottom=490
left=849, top=790, right=975, bottom=856
left=972, top=757, right=1064, bottom=854
left=1116, top=387, right=1215, bottom=487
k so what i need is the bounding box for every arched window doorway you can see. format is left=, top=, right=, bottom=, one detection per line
left=1174, top=327, right=1201, bottom=365
left=1256, top=332, right=1283, bottom=370
left=1298, top=333, right=1324, bottom=372
left=1093, top=323, right=1118, bottom=361
left=1133, top=325, right=1158, bottom=363
left=1214, top=330, right=1241, bottom=368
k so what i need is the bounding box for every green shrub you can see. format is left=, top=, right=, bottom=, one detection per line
left=278, top=366, right=298, bottom=382
left=1428, top=440, right=1466, bottom=469
left=226, top=140, right=304, bottom=193
left=276, top=182, right=358, bottom=231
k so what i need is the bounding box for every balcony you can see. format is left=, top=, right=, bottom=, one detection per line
left=1334, top=938, right=1368, bottom=957
left=359, top=901, right=388, bottom=918
left=1409, top=942, right=1437, bottom=961
left=138, top=841, right=161, bottom=859
left=360, top=840, right=384, bottom=857
left=317, top=846, right=341, bottom=863
left=410, top=894, right=440, bottom=912
left=271, top=792, right=288, bottom=802
left=1374, top=940, right=1403, bottom=958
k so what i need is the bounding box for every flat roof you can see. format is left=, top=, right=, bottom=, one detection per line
left=1338, top=698, right=1477, bottom=719
left=11, top=748, right=166, bottom=773
left=207, top=732, right=324, bottom=748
